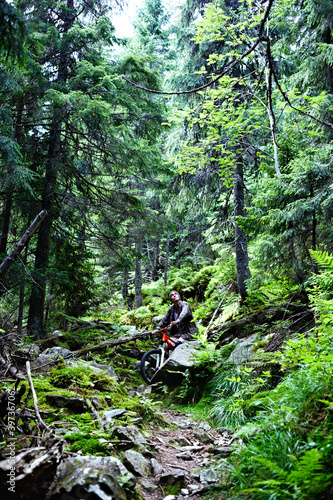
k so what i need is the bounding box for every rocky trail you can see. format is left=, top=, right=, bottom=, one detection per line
left=0, top=338, right=236, bottom=500
left=131, top=408, right=234, bottom=500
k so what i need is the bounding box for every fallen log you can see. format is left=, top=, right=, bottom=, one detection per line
left=72, top=330, right=151, bottom=358
left=207, top=297, right=314, bottom=346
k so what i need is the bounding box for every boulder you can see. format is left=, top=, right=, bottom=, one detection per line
left=104, top=409, right=127, bottom=421
left=199, top=467, right=219, bottom=484
left=123, top=449, right=151, bottom=477
left=112, top=425, right=147, bottom=447
left=87, top=360, right=118, bottom=380
left=151, top=316, right=164, bottom=329
left=152, top=341, right=202, bottom=384
left=32, top=347, right=77, bottom=371
left=45, top=395, right=88, bottom=414
left=49, top=455, right=135, bottom=500
left=151, top=458, right=163, bottom=475
left=227, top=334, right=257, bottom=364
left=0, top=439, right=63, bottom=500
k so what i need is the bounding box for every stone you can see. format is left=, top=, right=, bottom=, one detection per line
left=123, top=450, right=151, bottom=477
left=151, top=315, right=164, bottom=329
left=13, top=344, right=41, bottom=361
left=181, top=488, right=190, bottom=495
left=213, top=446, right=233, bottom=456
left=0, top=440, right=63, bottom=500
left=91, top=396, right=103, bottom=410
left=48, top=455, right=135, bottom=500
left=180, top=445, right=204, bottom=452
left=168, top=434, right=192, bottom=446
left=139, top=478, right=158, bottom=491
left=34, top=347, right=77, bottom=369
left=216, top=427, right=234, bottom=436
left=45, top=395, right=88, bottom=414
left=50, top=330, right=65, bottom=338
left=69, top=427, right=80, bottom=433
left=193, top=428, right=212, bottom=444
left=159, top=469, right=186, bottom=487
left=188, top=484, right=201, bottom=492
left=103, top=409, right=126, bottom=421
left=168, top=340, right=201, bottom=366
left=228, top=334, right=257, bottom=364
left=199, top=467, right=219, bottom=484
left=105, top=395, right=112, bottom=406
left=151, top=458, right=163, bottom=475
left=152, top=341, right=202, bottom=384
left=112, top=425, right=147, bottom=447
left=199, top=423, right=212, bottom=432
left=87, top=360, right=118, bottom=380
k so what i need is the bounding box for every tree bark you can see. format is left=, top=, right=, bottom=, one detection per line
left=151, top=237, right=160, bottom=281
left=164, top=230, right=170, bottom=287
left=0, top=192, right=13, bottom=256
left=134, top=236, right=143, bottom=308
left=234, top=158, right=251, bottom=302
left=27, top=0, right=74, bottom=340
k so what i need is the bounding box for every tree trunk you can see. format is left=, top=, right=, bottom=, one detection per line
left=234, top=158, right=251, bottom=302
left=27, top=111, right=63, bottom=339
left=0, top=99, right=24, bottom=256
left=122, top=268, right=133, bottom=310
left=164, top=230, right=170, bottom=287
left=134, top=236, right=143, bottom=308
left=0, top=192, right=13, bottom=256
left=151, top=237, right=160, bottom=281
left=27, top=0, right=74, bottom=340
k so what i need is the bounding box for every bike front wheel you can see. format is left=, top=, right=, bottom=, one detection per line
left=140, top=349, right=162, bottom=384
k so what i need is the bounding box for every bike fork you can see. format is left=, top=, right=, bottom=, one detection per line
left=160, top=342, right=166, bottom=365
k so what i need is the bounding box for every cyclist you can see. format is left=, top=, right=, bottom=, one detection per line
left=152, top=290, right=197, bottom=357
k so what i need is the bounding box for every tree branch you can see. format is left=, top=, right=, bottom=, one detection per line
left=122, top=0, right=276, bottom=95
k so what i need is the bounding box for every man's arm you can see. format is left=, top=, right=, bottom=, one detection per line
left=152, top=306, right=172, bottom=333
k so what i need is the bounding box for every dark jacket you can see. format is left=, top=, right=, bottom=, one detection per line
left=156, top=300, right=197, bottom=340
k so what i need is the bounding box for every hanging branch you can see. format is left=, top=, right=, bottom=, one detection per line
left=266, top=43, right=333, bottom=130
left=122, top=0, right=276, bottom=95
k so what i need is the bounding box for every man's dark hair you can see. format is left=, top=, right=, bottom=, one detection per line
left=169, top=290, right=180, bottom=300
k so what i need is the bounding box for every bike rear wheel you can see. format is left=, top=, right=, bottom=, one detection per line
left=140, top=349, right=162, bottom=384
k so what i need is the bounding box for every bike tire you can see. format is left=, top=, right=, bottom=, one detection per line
left=140, top=349, right=162, bottom=384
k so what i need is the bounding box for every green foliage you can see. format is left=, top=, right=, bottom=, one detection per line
left=309, top=250, right=333, bottom=269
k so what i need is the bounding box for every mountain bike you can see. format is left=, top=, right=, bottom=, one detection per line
left=140, top=326, right=181, bottom=384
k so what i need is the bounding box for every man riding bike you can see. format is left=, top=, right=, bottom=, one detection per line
left=152, top=290, right=197, bottom=357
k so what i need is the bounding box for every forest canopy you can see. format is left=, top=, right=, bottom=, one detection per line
left=0, top=0, right=332, bottom=337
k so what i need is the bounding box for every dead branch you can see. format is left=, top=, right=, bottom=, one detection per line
left=0, top=210, right=47, bottom=281
left=0, top=352, right=25, bottom=380
left=25, top=361, right=49, bottom=435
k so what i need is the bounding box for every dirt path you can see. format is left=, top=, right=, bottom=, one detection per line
left=136, top=409, right=233, bottom=500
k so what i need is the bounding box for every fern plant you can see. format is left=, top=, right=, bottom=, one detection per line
left=309, top=249, right=333, bottom=268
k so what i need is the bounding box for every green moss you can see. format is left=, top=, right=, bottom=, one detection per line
left=49, top=365, right=117, bottom=392
left=164, top=481, right=183, bottom=496
left=65, top=432, right=109, bottom=456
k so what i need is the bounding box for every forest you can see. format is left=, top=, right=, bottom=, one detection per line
left=0, top=0, right=333, bottom=498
